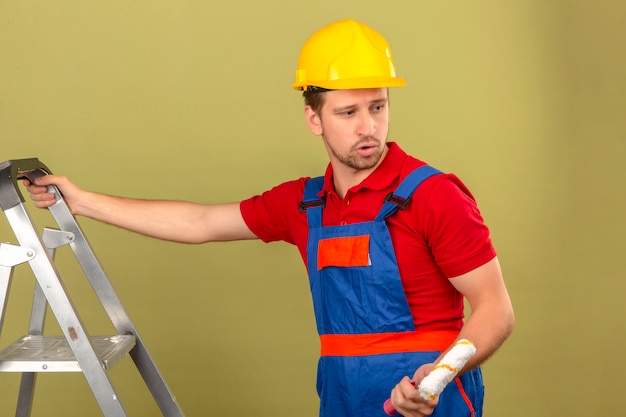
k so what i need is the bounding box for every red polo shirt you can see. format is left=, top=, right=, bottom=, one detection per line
left=240, top=143, right=496, bottom=331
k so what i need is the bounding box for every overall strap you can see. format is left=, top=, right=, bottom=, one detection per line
left=300, top=176, right=325, bottom=228
left=377, top=165, right=443, bottom=219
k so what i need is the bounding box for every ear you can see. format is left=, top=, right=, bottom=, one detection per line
left=304, top=106, right=323, bottom=136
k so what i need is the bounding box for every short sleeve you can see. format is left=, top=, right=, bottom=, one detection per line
left=416, top=174, right=496, bottom=277
left=239, top=178, right=309, bottom=245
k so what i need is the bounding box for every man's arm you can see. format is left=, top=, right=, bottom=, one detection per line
left=388, top=257, right=514, bottom=416
left=449, top=256, right=515, bottom=370
left=25, top=175, right=256, bottom=244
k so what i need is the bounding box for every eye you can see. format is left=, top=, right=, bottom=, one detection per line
left=371, top=103, right=385, bottom=112
left=335, top=108, right=356, bottom=117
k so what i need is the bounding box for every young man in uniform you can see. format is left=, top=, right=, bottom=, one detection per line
left=26, top=19, right=514, bottom=417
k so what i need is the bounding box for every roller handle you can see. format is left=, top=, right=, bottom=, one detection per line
left=383, top=399, right=398, bottom=415
left=0, top=158, right=52, bottom=211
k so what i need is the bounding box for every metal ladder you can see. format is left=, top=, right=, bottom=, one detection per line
left=0, top=158, right=185, bottom=417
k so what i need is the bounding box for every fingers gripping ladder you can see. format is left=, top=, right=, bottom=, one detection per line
left=0, top=159, right=185, bottom=417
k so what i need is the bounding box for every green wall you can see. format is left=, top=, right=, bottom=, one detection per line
left=1, top=1, right=625, bottom=416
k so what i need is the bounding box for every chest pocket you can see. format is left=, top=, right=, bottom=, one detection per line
left=317, top=235, right=371, bottom=270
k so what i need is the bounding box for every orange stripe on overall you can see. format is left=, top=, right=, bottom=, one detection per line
left=320, top=330, right=459, bottom=357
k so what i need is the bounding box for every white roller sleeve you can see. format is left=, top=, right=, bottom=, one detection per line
left=418, top=339, right=476, bottom=400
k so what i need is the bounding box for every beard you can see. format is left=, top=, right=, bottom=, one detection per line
left=326, top=136, right=385, bottom=170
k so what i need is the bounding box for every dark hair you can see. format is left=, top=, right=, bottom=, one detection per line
left=302, top=86, right=332, bottom=115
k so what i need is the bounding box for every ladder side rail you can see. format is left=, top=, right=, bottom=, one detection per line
left=48, top=199, right=136, bottom=332
left=30, top=228, right=77, bottom=336
left=15, top=282, right=48, bottom=417
left=25, top=282, right=48, bottom=335
left=0, top=242, right=47, bottom=417
left=0, top=158, right=50, bottom=340
left=128, top=338, right=185, bottom=416
left=16, top=235, right=61, bottom=417
left=0, top=265, right=13, bottom=335
left=4, top=204, right=129, bottom=417
left=15, top=372, right=36, bottom=417
left=0, top=243, right=36, bottom=339
left=0, top=244, right=41, bottom=417
left=0, top=263, right=15, bottom=339
left=26, top=229, right=61, bottom=336
left=48, top=194, right=185, bottom=417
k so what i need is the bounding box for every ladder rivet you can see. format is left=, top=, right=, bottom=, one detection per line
left=27, top=251, right=34, bottom=257
left=42, top=364, right=47, bottom=370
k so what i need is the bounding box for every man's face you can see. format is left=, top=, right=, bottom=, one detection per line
left=305, top=88, right=390, bottom=173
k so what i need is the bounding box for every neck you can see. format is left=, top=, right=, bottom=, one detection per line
left=331, top=146, right=389, bottom=199
left=332, top=170, right=370, bottom=199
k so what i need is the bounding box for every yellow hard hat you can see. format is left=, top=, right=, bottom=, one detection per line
left=293, top=19, right=406, bottom=91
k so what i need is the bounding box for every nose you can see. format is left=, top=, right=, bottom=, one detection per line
left=357, top=112, right=376, bottom=137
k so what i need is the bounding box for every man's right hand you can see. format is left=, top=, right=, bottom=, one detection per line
left=24, top=175, right=80, bottom=212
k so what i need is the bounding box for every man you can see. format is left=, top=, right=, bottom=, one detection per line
left=27, top=19, right=514, bottom=417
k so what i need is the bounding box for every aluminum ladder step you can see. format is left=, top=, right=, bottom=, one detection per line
left=0, top=334, right=136, bottom=373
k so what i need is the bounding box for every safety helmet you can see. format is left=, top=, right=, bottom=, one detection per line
left=293, top=19, right=406, bottom=91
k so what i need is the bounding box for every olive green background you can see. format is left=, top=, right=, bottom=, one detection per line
left=1, top=1, right=625, bottom=416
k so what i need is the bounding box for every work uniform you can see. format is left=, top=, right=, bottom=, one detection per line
left=302, top=166, right=483, bottom=416
left=240, top=143, right=494, bottom=416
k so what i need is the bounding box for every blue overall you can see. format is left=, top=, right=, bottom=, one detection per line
left=302, top=166, right=484, bottom=417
